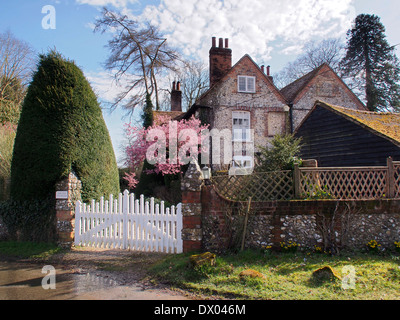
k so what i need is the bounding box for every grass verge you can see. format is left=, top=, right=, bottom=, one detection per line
left=149, top=249, right=400, bottom=300
left=0, top=241, right=64, bottom=260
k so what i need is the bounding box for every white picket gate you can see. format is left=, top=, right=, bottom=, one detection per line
left=74, top=190, right=183, bottom=253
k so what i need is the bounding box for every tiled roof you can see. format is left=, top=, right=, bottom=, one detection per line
left=280, top=64, right=325, bottom=103
left=153, top=111, right=185, bottom=125
left=321, top=101, right=400, bottom=144
left=280, top=63, right=366, bottom=111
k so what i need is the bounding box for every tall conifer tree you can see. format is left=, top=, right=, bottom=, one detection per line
left=11, top=51, right=120, bottom=202
left=341, top=14, right=400, bottom=111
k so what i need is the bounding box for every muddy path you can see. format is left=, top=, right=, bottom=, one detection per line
left=0, top=247, right=200, bottom=300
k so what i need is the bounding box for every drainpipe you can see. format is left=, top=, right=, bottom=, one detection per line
left=289, top=103, right=294, bottom=134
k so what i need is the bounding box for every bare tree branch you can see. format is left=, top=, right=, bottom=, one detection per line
left=0, top=31, right=35, bottom=125
left=275, top=38, right=345, bottom=89
left=94, top=7, right=180, bottom=112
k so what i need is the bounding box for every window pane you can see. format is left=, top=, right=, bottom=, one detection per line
left=247, top=77, right=255, bottom=92
left=238, top=77, right=246, bottom=91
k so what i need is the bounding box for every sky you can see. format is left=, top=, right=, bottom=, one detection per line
left=1, top=0, right=399, bottom=166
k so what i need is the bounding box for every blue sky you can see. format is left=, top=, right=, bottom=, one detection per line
left=1, top=0, right=399, bottom=166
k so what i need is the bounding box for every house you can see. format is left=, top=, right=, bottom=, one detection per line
left=294, top=100, right=400, bottom=167
left=281, top=63, right=366, bottom=131
left=165, top=37, right=366, bottom=170
left=181, top=37, right=290, bottom=170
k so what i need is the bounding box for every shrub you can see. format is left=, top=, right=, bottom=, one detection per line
left=256, top=134, right=302, bottom=172
left=10, top=51, right=119, bottom=203
left=0, top=197, right=56, bottom=242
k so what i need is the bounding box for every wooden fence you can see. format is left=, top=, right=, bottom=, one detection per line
left=212, top=158, right=400, bottom=201
left=212, top=170, right=293, bottom=202
left=74, top=190, right=183, bottom=253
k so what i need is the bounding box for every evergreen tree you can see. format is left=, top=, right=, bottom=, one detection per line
left=142, top=93, right=154, bottom=129
left=135, top=93, right=160, bottom=197
left=10, top=51, right=120, bottom=202
left=341, top=14, right=400, bottom=112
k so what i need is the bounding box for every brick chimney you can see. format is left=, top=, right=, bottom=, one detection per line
left=209, top=37, right=232, bottom=87
left=171, top=81, right=182, bottom=112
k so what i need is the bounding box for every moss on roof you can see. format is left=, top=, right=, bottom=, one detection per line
left=321, top=101, right=400, bottom=145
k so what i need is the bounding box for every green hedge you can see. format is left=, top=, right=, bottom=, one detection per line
left=10, top=51, right=119, bottom=203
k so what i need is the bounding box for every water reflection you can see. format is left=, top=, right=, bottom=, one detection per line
left=0, top=261, right=187, bottom=300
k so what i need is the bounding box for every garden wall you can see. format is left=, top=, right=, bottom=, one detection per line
left=180, top=163, right=400, bottom=253
left=200, top=186, right=400, bottom=253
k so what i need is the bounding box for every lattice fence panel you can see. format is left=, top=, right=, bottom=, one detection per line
left=212, top=171, right=294, bottom=202
left=299, top=168, right=388, bottom=200
left=394, top=162, right=400, bottom=198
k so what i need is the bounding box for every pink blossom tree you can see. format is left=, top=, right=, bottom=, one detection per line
left=124, top=115, right=209, bottom=190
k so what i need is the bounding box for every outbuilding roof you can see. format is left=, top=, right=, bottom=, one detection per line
left=302, top=101, right=400, bottom=146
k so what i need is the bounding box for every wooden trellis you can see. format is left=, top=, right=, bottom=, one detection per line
left=298, top=167, right=388, bottom=200
left=212, top=158, right=400, bottom=202
left=393, top=161, right=400, bottom=198
left=212, top=170, right=293, bottom=202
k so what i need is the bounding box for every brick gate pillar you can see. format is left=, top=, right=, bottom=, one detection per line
left=55, top=171, right=82, bottom=248
left=181, top=161, right=204, bottom=253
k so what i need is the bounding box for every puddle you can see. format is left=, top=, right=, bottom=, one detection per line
left=0, top=261, right=188, bottom=300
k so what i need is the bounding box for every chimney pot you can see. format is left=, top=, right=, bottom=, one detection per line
left=219, top=38, right=223, bottom=48
left=171, top=81, right=182, bottom=112
left=261, top=65, right=265, bottom=73
left=267, top=65, right=270, bottom=76
left=212, top=37, right=216, bottom=48
left=225, top=38, right=229, bottom=48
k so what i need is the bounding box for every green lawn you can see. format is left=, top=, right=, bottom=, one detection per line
left=149, top=249, right=400, bottom=300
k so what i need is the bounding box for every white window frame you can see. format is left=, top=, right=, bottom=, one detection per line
left=238, top=76, right=256, bottom=93
left=229, top=155, right=254, bottom=176
left=232, top=156, right=253, bottom=169
left=232, top=111, right=251, bottom=142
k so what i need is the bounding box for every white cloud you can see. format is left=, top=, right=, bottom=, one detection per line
left=76, top=0, right=138, bottom=8
left=135, top=0, right=355, bottom=64
left=84, top=70, right=121, bottom=103
left=279, top=45, right=304, bottom=56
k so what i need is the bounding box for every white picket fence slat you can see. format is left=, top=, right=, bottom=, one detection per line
left=74, top=190, right=183, bottom=253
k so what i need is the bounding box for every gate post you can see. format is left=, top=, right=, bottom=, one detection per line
left=387, top=157, right=395, bottom=198
left=181, top=161, right=204, bottom=253
left=55, top=171, right=82, bottom=248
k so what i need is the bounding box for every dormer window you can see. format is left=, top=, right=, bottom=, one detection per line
left=238, top=76, right=256, bottom=93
